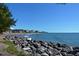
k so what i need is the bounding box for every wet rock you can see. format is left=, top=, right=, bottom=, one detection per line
left=39, top=41, right=44, bottom=44
left=60, top=44, right=68, bottom=48
left=48, top=42, right=54, bottom=47
left=56, top=43, right=61, bottom=47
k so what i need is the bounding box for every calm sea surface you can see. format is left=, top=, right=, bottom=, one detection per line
left=29, top=33, right=79, bottom=46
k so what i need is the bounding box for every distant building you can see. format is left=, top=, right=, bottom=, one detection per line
left=6, top=29, right=47, bottom=33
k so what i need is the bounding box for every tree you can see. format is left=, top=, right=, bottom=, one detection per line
left=0, top=3, right=16, bottom=33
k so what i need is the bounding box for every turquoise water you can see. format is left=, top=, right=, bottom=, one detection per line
left=29, top=33, right=79, bottom=46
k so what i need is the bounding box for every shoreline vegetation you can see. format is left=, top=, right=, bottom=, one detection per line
left=0, top=33, right=79, bottom=56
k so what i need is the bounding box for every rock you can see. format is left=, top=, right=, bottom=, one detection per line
left=23, top=47, right=31, bottom=51
left=39, top=41, right=44, bottom=44
left=30, top=46, right=37, bottom=56
left=35, top=53, right=41, bottom=56
left=45, top=49, right=53, bottom=56
left=49, top=42, right=54, bottom=45
left=61, top=52, right=67, bottom=56
left=31, top=51, right=37, bottom=56
left=52, top=49, right=61, bottom=56
left=37, top=46, right=47, bottom=54
left=56, top=43, right=61, bottom=47
left=24, top=41, right=28, bottom=45
left=55, top=47, right=62, bottom=51
left=66, top=54, right=74, bottom=56
left=21, top=44, right=25, bottom=48
left=67, top=51, right=77, bottom=55
left=61, top=48, right=69, bottom=52
left=75, top=52, right=79, bottom=56
left=6, top=35, right=79, bottom=56
left=61, top=46, right=73, bottom=52
left=33, top=42, right=41, bottom=48
left=33, top=44, right=38, bottom=48
left=30, top=46, right=36, bottom=51
left=33, top=40, right=37, bottom=42
left=46, top=48, right=61, bottom=56
left=73, top=47, right=79, bottom=52
left=41, top=42, right=48, bottom=48
left=24, top=51, right=32, bottom=56
left=60, top=44, right=68, bottom=48
left=48, top=42, right=53, bottom=47
left=41, top=52, right=49, bottom=56
left=27, top=40, right=32, bottom=44
left=48, top=46, right=53, bottom=50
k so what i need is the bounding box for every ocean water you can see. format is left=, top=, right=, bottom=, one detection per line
left=29, top=33, right=79, bottom=47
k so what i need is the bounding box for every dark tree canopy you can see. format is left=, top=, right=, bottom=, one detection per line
left=0, top=3, right=16, bottom=33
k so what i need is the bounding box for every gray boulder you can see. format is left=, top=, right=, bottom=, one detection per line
left=61, top=46, right=73, bottom=52
left=61, top=52, right=67, bottom=56
left=45, top=49, right=53, bottom=56
left=73, top=47, right=79, bottom=52
left=46, top=48, right=61, bottom=56
left=75, top=52, right=79, bottom=56
left=30, top=46, right=36, bottom=51
left=35, top=53, right=41, bottom=56
left=37, top=46, right=47, bottom=54
left=41, top=52, right=49, bottom=56
left=23, top=47, right=31, bottom=51
left=51, top=49, right=61, bottom=56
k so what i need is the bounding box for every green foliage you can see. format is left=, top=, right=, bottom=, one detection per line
left=0, top=3, right=16, bottom=33
left=3, top=40, right=26, bottom=56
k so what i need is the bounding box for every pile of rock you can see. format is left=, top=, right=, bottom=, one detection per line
left=4, top=35, right=79, bottom=56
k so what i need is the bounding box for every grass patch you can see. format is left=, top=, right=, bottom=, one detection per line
left=2, top=40, right=26, bottom=56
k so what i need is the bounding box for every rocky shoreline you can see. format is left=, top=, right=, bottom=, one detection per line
left=4, top=35, right=79, bottom=56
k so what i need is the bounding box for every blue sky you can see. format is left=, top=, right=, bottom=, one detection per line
left=7, top=3, right=79, bottom=32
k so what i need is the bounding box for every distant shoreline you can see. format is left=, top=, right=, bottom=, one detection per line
left=3, top=32, right=42, bottom=35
